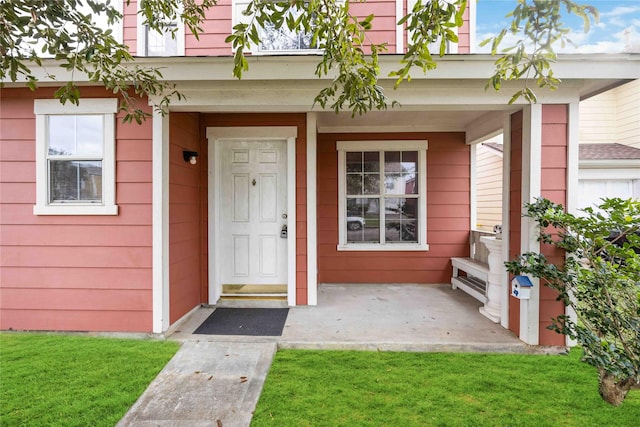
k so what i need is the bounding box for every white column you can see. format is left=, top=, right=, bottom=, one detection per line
left=500, top=113, right=511, bottom=329
left=152, top=109, right=170, bottom=334
left=519, top=105, right=542, bottom=345
left=307, top=113, right=318, bottom=305
left=479, top=236, right=503, bottom=323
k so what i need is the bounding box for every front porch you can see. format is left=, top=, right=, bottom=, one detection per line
left=170, top=283, right=534, bottom=353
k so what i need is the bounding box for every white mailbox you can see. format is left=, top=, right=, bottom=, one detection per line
left=511, top=275, right=533, bottom=300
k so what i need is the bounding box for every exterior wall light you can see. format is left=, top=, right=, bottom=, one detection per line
left=183, top=150, right=199, bottom=165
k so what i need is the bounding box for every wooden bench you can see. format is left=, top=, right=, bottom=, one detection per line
left=451, top=257, right=489, bottom=303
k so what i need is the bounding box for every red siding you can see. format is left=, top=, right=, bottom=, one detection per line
left=123, top=0, right=138, bottom=55
left=0, top=88, right=153, bottom=333
left=201, top=113, right=308, bottom=304
left=350, top=0, right=397, bottom=53
left=317, top=132, right=469, bottom=284
left=457, top=2, right=470, bottom=53
left=185, top=0, right=232, bottom=56
left=539, top=105, right=567, bottom=346
left=169, top=113, right=205, bottom=322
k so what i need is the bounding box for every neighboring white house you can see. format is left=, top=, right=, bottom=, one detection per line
left=473, top=79, right=639, bottom=222
left=577, top=80, right=640, bottom=209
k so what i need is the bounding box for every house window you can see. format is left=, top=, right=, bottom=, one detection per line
left=33, top=99, right=118, bottom=215
left=233, top=1, right=319, bottom=54
left=337, top=141, right=428, bottom=251
left=406, top=0, right=457, bottom=55
left=145, top=21, right=179, bottom=56
left=137, top=2, right=185, bottom=57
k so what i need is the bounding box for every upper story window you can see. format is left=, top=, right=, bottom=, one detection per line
left=406, top=0, right=458, bottom=54
left=33, top=99, right=118, bottom=215
left=144, top=21, right=180, bottom=56
left=137, top=4, right=185, bottom=56
left=233, top=1, right=319, bottom=54
left=337, top=140, right=429, bottom=251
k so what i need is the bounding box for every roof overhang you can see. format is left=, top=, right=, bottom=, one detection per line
left=5, top=53, right=638, bottom=132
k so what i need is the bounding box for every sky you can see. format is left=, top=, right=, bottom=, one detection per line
left=476, top=0, right=640, bottom=53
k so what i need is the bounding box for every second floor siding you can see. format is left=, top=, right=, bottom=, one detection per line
left=123, top=0, right=472, bottom=58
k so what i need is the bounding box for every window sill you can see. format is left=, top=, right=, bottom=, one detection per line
left=33, top=204, right=119, bottom=216
left=337, top=243, right=429, bottom=252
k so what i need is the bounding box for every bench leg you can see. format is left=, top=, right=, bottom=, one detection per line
left=451, top=266, right=459, bottom=289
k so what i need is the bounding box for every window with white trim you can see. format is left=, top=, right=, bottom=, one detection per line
left=337, top=140, right=428, bottom=251
left=33, top=99, right=118, bottom=215
left=233, top=1, right=319, bottom=54
left=137, top=3, right=185, bottom=56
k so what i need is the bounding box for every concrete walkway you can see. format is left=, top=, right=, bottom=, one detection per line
left=118, top=284, right=538, bottom=426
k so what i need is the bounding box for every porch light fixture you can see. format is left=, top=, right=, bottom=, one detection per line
left=183, top=150, right=199, bottom=165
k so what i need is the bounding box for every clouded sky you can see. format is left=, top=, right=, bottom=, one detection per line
left=476, top=0, right=640, bottom=53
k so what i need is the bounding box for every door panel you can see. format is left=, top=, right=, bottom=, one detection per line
left=220, top=139, right=287, bottom=286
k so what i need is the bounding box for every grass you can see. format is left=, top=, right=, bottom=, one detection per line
left=252, top=349, right=640, bottom=426
left=0, top=333, right=180, bottom=427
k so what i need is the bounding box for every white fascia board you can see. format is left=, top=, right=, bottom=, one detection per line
left=579, top=159, right=640, bottom=169
left=13, top=54, right=638, bottom=85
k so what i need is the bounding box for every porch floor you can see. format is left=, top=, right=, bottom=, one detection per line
left=170, top=283, right=527, bottom=352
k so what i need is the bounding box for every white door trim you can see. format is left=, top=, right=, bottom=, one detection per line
left=206, top=127, right=298, bottom=306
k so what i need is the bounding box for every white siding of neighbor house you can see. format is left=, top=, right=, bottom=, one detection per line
left=475, top=141, right=503, bottom=232
left=579, top=79, right=639, bottom=148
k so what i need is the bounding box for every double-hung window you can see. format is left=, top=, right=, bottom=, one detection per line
left=337, top=140, right=428, bottom=251
left=233, top=1, right=319, bottom=54
left=33, top=99, right=118, bottom=215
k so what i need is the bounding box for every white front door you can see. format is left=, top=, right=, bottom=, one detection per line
left=219, top=139, right=288, bottom=287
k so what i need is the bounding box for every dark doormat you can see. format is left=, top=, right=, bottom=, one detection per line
left=193, top=308, right=289, bottom=336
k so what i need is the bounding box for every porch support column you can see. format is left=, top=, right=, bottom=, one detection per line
left=306, top=112, right=318, bottom=305
left=519, top=104, right=542, bottom=345
left=500, top=113, right=511, bottom=330
left=152, top=109, right=170, bottom=334
left=565, top=101, right=580, bottom=347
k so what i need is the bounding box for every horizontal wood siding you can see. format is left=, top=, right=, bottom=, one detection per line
left=201, top=113, right=308, bottom=304
left=350, top=0, right=397, bottom=52
left=579, top=80, right=639, bottom=148
left=185, top=0, right=232, bottom=56
left=123, top=0, right=138, bottom=55
left=0, top=88, right=153, bottom=332
left=317, top=132, right=469, bottom=284
left=169, top=113, right=205, bottom=323
left=614, top=80, right=639, bottom=148
left=475, top=143, right=502, bottom=231
left=457, top=2, right=470, bottom=53
left=539, top=105, right=567, bottom=346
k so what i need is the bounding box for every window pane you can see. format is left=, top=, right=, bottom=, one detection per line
left=49, top=161, right=102, bottom=203
left=48, top=115, right=103, bottom=156
left=346, top=151, right=380, bottom=195
left=346, top=152, right=362, bottom=172
left=385, top=198, right=418, bottom=243
left=258, top=6, right=315, bottom=51
left=363, top=152, right=379, bottom=172
left=347, top=198, right=380, bottom=243
left=384, top=151, right=418, bottom=195
left=146, top=23, right=178, bottom=56
left=48, top=116, right=76, bottom=155
left=384, top=151, right=401, bottom=173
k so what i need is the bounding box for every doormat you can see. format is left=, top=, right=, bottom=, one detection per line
left=193, top=308, right=289, bottom=336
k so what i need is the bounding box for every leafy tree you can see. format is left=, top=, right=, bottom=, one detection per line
left=506, top=198, right=640, bottom=406
left=1, top=0, right=597, bottom=122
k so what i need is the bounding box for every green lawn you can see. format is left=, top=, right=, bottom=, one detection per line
left=252, top=349, right=640, bottom=426
left=0, top=333, right=180, bottom=427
